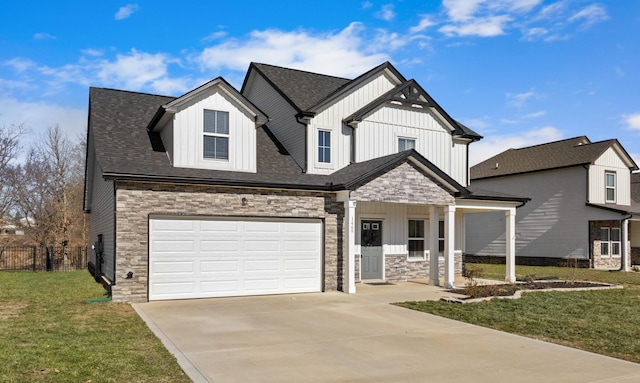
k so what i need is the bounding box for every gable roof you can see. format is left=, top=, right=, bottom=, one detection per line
left=343, top=79, right=481, bottom=140
left=147, top=77, right=268, bottom=131
left=471, top=136, right=638, bottom=180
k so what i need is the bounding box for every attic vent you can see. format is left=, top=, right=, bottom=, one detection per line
left=577, top=142, right=583, bottom=146
left=495, top=162, right=499, bottom=169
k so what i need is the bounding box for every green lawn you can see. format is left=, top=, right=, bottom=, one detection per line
left=397, top=264, right=640, bottom=363
left=0, top=271, right=190, bottom=382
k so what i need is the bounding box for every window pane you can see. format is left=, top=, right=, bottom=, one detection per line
left=398, top=138, right=415, bottom=152
left=439, top=239, right=445, bottom=253
left=601, top=242, right=609, bottom=255
left=438, top=220, right=444, bottom=238
left=203, top=136, right=228, bottom=159
left=408, top=220, right=424, bottom=238
left=606, top=173, right=615, bottom=187
left=318, top=131, right=330, bottom=163
left=216, top=111, right=229, bottom=134
left=600, top=228, right=610, bottom=241
left=204, top=110, right=216, bottom=133
left=611, top=228, right=620, bottom=241
left=612, top=242, right=620, bottom=256
left=216, top=137, right=229, bottom=159
left=408, top=239, right=424, bottom=258
left=606, top=188, right=615, bottom=201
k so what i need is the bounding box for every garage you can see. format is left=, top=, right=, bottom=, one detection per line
left=148, top=216, right=323, bottom=300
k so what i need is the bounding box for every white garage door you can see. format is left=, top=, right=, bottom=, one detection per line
left=148, top=217, right=323, bottom=301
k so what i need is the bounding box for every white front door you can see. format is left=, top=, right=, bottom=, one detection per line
left=148, top=217, right=322, bottom=301
left=361, top=220, right=383, bottom=280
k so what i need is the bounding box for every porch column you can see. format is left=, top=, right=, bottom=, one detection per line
left=444, top=205, right=455, bottom=289
left=429, top=206, right=439, bottom=286
left=344, top=200, right=357, bottom=293
left=505, top=208, right=516, bottom=283
left=622, top=218, right=630, bottom=272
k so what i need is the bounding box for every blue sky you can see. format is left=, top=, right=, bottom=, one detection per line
left=1, top=0, right=639, bottom=166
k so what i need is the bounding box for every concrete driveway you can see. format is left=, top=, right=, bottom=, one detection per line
left=134, top=282, right=640, bottom=383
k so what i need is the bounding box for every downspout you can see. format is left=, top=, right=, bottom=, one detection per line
left=296, top=113, right=313, bottom=173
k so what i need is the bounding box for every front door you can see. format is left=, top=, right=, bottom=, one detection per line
left=361, top=220, right=383, bottom=280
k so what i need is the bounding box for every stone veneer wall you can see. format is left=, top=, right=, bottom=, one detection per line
left=113, top=181, right=344, bottom=303
left=590, top=220, right=623, bottom=269
left=384, top=253, right=463, bottom=283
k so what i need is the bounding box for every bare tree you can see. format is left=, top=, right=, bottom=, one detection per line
left=0, top=124, right=24, bottom=222
left=13, top=125, right=87, bottom=247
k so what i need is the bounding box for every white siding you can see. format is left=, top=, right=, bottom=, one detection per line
left=451, top=140, right=469, bottom=186
left=159, top=121, right=173, bottom=164
left=589, top=148, right=631, bottom=205
left=356, top=202, right=463, bottom=255
left=88, top=157, right=115, bottom=281
left=466, top=167, right=623, bottom=260
left=307, top=73, right=398, bottom=174
left=243, top=73, right=306, bottom=170
left=354, top=105, right=455, bottom=174
left=172, top=88, right=257, bottom=172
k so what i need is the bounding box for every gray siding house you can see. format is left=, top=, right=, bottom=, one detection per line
left=466, top=136, right=639, bottom=269
left=84, top=62, right=527, bottom=303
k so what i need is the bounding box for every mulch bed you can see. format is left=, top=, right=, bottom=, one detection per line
left=448, top=281, right=613, bottom=300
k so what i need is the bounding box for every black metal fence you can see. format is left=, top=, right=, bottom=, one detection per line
left=0, top=246, right=88, bottom=272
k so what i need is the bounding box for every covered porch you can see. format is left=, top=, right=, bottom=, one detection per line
left=338, top=195, right=522, bottom=294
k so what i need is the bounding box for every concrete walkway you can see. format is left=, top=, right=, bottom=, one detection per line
left=134, top=281, right=640, bottom=383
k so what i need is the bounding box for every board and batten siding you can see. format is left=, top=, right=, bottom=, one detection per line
left=307, top=73, right=398, bottom=174
left=356, top=202, right=464, bottom=256
left=88, top=157, right=115, bottom=281
left=466, top=166, right=623, bottom=260
left=170, top=89, right=257, bottom=172
left=589, top=147, right=631, bottom=205
left=243, top=73, right=307, bottom=171
left=451, top=140, right=469, bottom=186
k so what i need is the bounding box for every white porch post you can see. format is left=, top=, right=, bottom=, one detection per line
left=505, top=208, right=516, bottom=283
left=429, top=206, right=440, bottom=286
left=622, top=219, right=630, bottom=272
left=344, top=199, right=357, bottom=293
left=444, top=205, right=456, bottom=289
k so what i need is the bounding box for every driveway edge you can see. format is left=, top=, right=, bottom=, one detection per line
left=132, top=303, right=211, bottom=383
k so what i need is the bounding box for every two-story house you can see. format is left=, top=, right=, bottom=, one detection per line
left=466, top=137, right=639, bottom=270
left=84, top=62, right=527, bottom=302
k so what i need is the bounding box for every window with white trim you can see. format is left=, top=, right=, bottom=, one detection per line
left=408, top=220, right=425, bottom=260
left=601, top=227, right=621, bottom=257
left=605, top=171, right=616, bottom=202
left=203, top=110, right=229, bottom=160
left=318, top=130, right=331, bottom=163
left=398, top=137, right=416, bottom=152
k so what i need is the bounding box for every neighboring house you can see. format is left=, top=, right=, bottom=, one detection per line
left=84, top=62, right=527, bottom=303
left=631, top=172, right=640, bottom=265
left=467, top=136, right=639, bottom=269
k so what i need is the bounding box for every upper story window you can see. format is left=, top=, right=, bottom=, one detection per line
left=398, top=137, right=416, bottom=152
left=605, top=171, right=616, bottom=202
left=203, top=110, right=229, bottom=160
left=318, top=130, right=331, bottom=163
left=408, top=219, right=425, bottom=260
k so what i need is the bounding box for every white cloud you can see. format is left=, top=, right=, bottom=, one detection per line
left=0, top=96, right=86, bottom=152
left=81, top=49, right=104, bottom=57
left=115, top=4, right=139, bottom=20
left=507, top=90, right=536, bottom=108
left=202, top=31, right=228, bottom=42
left=33, top=33, right=56, bottom=40
left=4, top=58, right=36, bottom=73
left=375, top=4, right=396, bottom=21
left=443, top=0, right=486, bottom=22
left=624, top=113, right=640, bottom=130
left=410, top=16, right=436, bottom=33
left=469, top=126, right=564, bottom=165
left=361, top=1, right=373, bottom=9
left=196, top=23, right=389, bottom=78
left=524, top=110, right=545, bottom=119
left=569, top=4, right=608, bottom=28
left=439, top=15, right=511, bottom=37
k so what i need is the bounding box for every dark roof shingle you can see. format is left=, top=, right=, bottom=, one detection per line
left=471, top=136, right=636, bottom=180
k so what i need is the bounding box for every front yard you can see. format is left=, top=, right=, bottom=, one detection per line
left=398, top=264, right=640, bottom=363
left=0, top=271, right=190, bottom=382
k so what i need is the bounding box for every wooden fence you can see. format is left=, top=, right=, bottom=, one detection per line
left=0, top=246, right=88, bottom=272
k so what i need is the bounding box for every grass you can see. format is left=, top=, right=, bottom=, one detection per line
left=397, top=264, right=640, bottom=363
left=0, top=271, right=190, bottom=382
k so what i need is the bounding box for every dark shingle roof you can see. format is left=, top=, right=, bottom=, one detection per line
left=249, top=63, right=351, bottom=112
left=471, top=136, right=637, bottom=180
